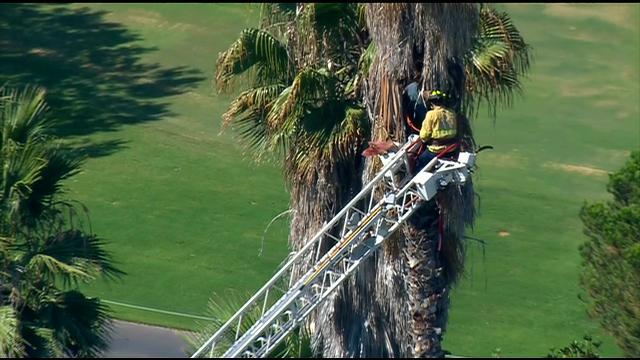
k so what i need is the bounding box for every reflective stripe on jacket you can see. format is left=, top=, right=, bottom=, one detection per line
left=419, top=106, right=458, bottom=152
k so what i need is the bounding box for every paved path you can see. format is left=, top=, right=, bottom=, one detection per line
left=103, top=320, right=192, bottom=358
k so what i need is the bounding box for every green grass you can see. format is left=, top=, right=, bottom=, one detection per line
left=1, top=3, right=638, bottom=357
left=443, top=4, right=639, bottom=357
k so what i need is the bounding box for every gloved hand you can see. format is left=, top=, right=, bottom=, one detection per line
left=361, top=140, right=397, bottom=157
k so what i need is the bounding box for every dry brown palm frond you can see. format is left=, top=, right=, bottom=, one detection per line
left=365, top=4, right=478, bottom=89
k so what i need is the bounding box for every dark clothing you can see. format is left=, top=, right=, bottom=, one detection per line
left=415, top=146, right=460, bottom=174
left=403, top=82, right=428, bottom=132
left=416, top=149, right=439, bottom=173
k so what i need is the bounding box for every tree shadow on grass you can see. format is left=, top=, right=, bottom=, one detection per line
left=0, top=4, right=205, bottom=157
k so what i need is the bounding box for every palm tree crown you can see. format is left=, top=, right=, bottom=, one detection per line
left=0, top=86, right=123, bottom=357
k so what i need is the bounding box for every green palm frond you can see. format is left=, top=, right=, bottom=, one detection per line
left=311, top=106, right=367, bottom=164
left=25, top=146, right=83, bottom=219
left=215, top=5, right=371, bottom=188
left=0, top=87, right=81, bottom=225
left=358, top=41, right=376, bottom=78
left=270, top=325, right=314, bottom=358
left=0, top=86, right=50, bottom=148
left=222, top=84, right=286, bottom=156
left=25, top=253, right=92, bottom=284
left=216, top=28, right=292, bottom=91
left=1, top=85, right=118, bottom=358
left=22, top=230, right=123, bottom=286
left=356, top=4, right=367, bottom=30
left=1, top=141, right=48, bottom=223
left=266, top=68, right=338, bottom=154
left=187, top=292, right=263, bottom=357
left=469, top=39, right=509, bottom=76
left=28, top=326, right=65, bottom=357
left=289, top=105, right=368, bottom=184
left=464, top=5, right=532, bottom=118
left=268, top=68, right=336, bottom=130
left=0, top=306, right=25, bottom=357
left=187, top=291, right=314, bottom=358
left=311, top=3, right=358, bottom=35
left=265, top=85, right=297, bottom=155
left=478, top=5, right=530, bottom=75
left=39, top=290, right=112, bottom=358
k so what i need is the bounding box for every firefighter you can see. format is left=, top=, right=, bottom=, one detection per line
left=415, top=90, right=458, bottom=172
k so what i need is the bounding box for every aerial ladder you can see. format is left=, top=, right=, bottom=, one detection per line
left=191, top=135, right=476, bottom=358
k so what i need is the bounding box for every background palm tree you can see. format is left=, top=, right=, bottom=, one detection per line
left=213, top=3, right=530, bottom=358
left=0, top=86, right=123, bottom=357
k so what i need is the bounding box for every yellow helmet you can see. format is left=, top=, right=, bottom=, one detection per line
left=427, top=90, right=449, bottom=102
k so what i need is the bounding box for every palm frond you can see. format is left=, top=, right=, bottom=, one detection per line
left=0, top=86, right=50, bottom=148
left=186, top=292, right=263, bottom=357
left=216, top=28, right=292, bottom=92
left=39, top=290, right=112, bottom=358
left=266, top=68, right=338, bottom=155
left=0, top=306, right=25, bottom=357
left=23, top=230, right=123, bottom=286
left=25, top=253, right=92, bottom=284
left=464, top=5, right=532, bottom=118
left=478, top=5, right=530, bottom=75
left=28, top=326, right=66, bottom=357
left=187, top=290, right=314, bottom=358
left=24, top=145, right=83, bottom=219
left=358, top=42, right=377, bottom=78
left=313, top=106, right=368, bottom=164
left=221, top=84, right=287, bottom=155
left=268, top=68, right=336, bottom=129
left=289, top=105, right=368, bottom=184
left=1, top=140, right=48, bottom=224
left=311, top=3, right=358, bottom=36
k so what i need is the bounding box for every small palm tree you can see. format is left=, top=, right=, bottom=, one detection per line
left=0, top=86, right=123, bottom=357
left=187, top=292, right=315, bottom=358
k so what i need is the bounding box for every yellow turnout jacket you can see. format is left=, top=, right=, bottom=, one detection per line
left=419, top=105, right=458, bottom=152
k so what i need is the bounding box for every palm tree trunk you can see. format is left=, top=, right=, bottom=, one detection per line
left=361, top=4, right=478, bottom=358
left=403, top=202, right=448, bottom=357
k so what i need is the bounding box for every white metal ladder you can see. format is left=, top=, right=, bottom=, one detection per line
left=192, top=135, right=476, bottom=358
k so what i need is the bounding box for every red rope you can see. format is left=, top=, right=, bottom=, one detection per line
left=406, top=115, right=421, bottom=133
left=435, top=142, right=459, bottom=159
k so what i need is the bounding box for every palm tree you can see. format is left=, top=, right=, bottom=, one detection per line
left=187, top=292, right=314, bottom=358
left=214, top=3, right=530, bottom=358
left=0, top=86, right=123, bottom=357
left=360, top=4, right=531, bottom=357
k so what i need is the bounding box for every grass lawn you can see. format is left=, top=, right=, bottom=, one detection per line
left=1, top=3, right=637, bottom=357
